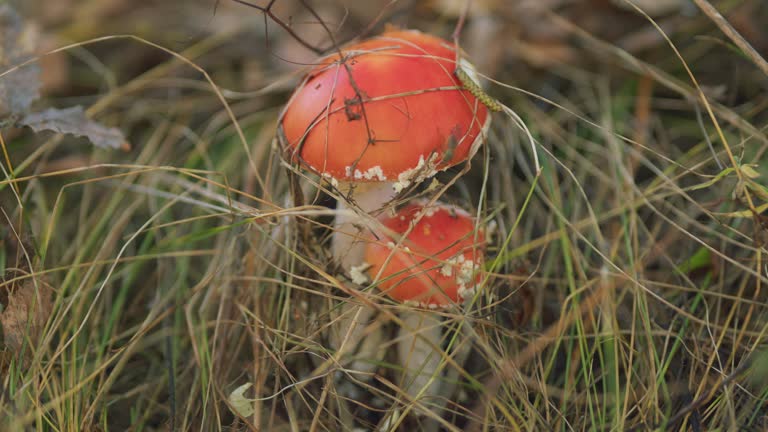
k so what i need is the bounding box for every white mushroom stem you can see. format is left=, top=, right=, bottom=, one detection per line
left=424, top=318, right=473, bottom=432
left=393, top=310, right=473, bottom=432
left=331, top=181, right=397, bottom=271
left=329, top=181, right=396, bottom=378
left=397, top=311, right=443, bottom=417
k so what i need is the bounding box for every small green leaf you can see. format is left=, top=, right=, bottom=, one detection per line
left=741, top=164, right=760, bottom=179
left=687, top=167, right=735, bottom=192
left=745, top=180, right=768, bottom=202
left=716, top=202, right=768, bottom=218
left=676, top=246, right=711, bottom=274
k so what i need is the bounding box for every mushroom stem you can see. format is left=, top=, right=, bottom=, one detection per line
left=329, top=181, right=396, bottom=385
left=331, top=181, right=397, bottom=272
left=397, top=310, right=443, bottom=417
left=423, top=318, right=473, bottom=432
left=397, top=311, right=473, bottom=431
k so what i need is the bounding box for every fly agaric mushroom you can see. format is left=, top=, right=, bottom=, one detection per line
left=278, top=28, right=491, bottom=271
left=277, top=29, right=490, bottom=409
left=362, top=200, right=485, bottom=425
left=364, top=201, right=486, bottom=308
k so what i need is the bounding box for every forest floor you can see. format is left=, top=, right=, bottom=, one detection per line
left=1, top=0, right=768, bottom=430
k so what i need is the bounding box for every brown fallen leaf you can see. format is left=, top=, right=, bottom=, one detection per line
left=1, top=271, right=53, bottom=359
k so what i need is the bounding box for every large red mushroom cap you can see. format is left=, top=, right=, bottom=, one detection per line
left=279, top=29, right=490, bottom=191
left=363, top=201, right=486, bottom=308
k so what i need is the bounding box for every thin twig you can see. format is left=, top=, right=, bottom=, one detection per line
left=451, top=0, right=472, bottom=45
left=690, top=0, right=768, bottom=77
left=227, top=0, right=325, bottom=54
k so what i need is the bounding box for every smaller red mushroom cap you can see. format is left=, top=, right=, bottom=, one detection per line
left=363, top=202, right=486, bottom=308
left=279, top=29, right=491, bottom=191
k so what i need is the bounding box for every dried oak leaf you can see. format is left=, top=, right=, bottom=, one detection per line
left=20, top=106, right=128, bottom=150
left=0, top=4, right=41, bottom=116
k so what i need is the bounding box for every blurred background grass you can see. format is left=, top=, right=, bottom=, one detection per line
left=1, top=0, right=768, bottom=430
